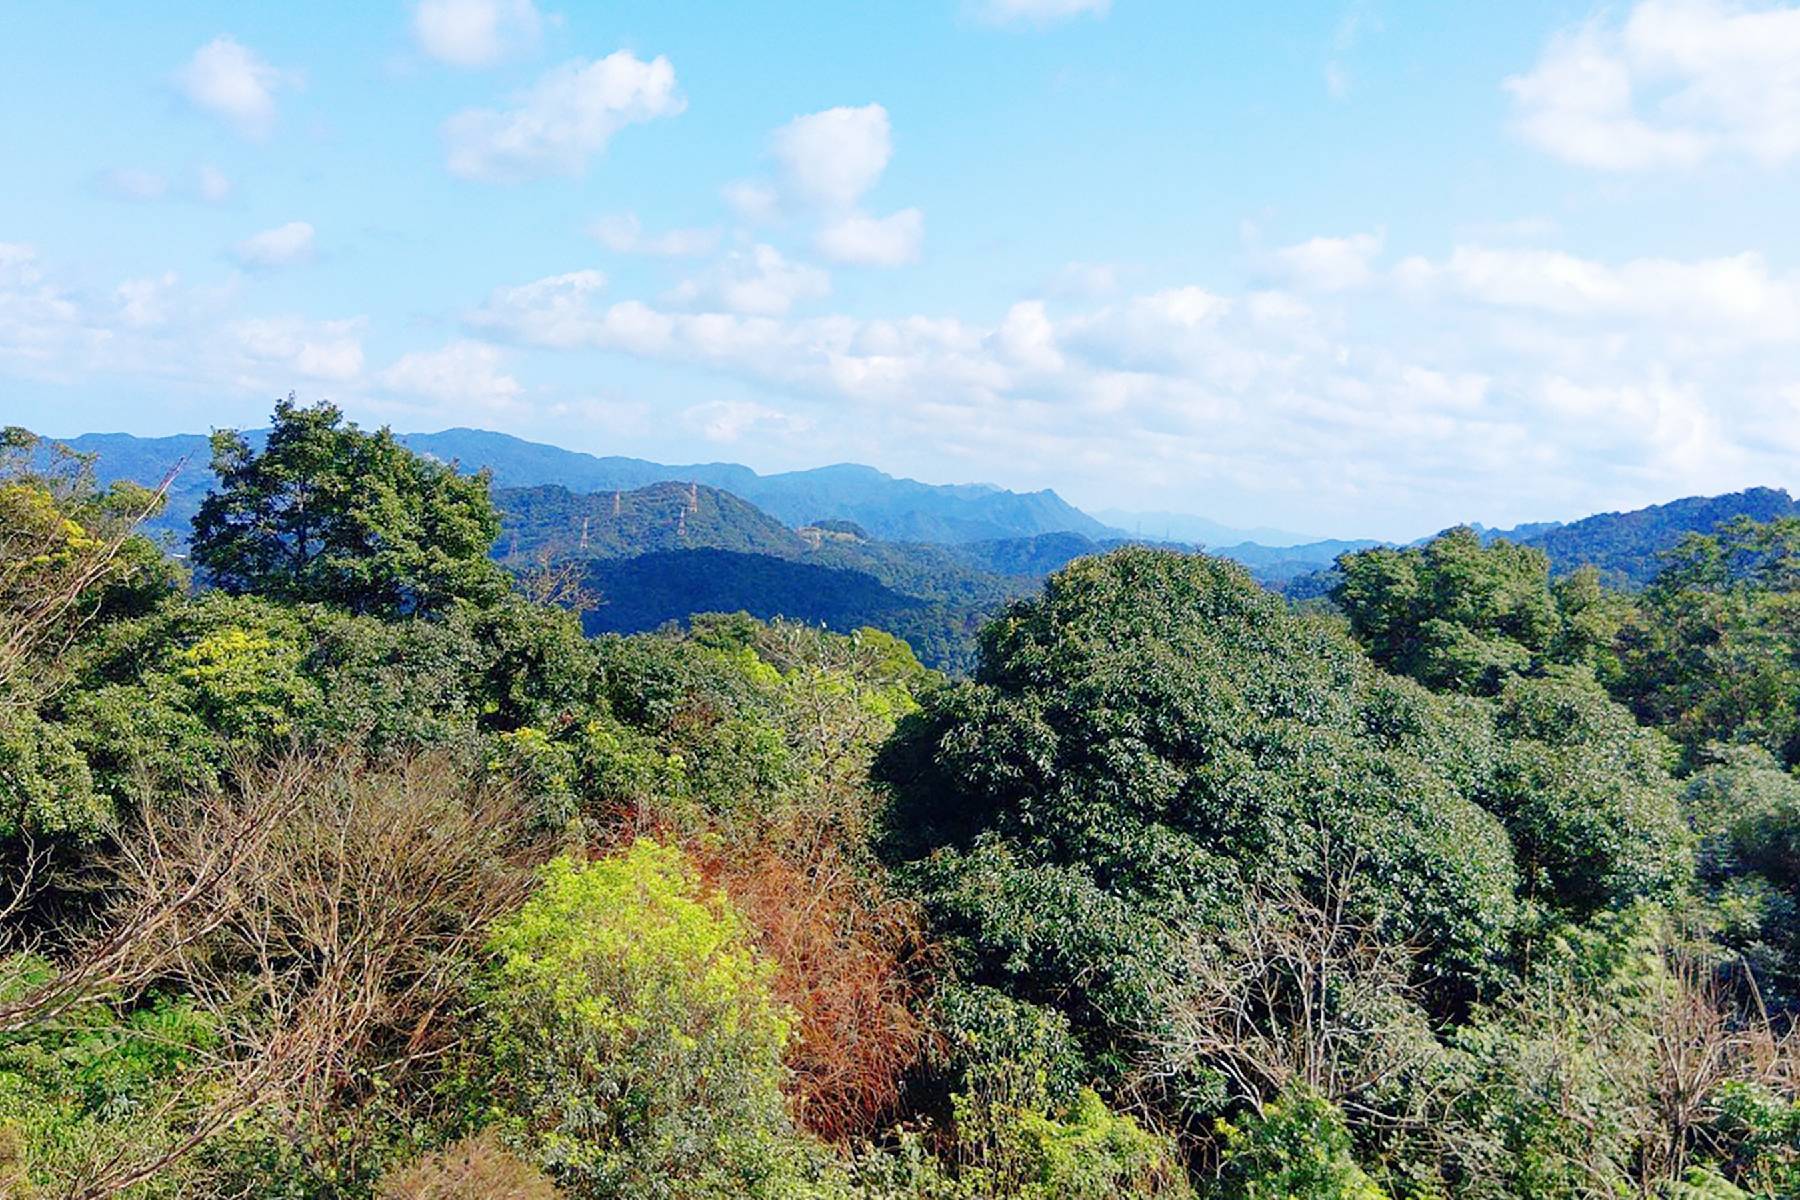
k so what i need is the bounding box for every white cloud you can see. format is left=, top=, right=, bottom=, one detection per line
left=231, top=221, right=316, bottom=269
left=464, top=232, right=1800, bottom=536
left=1272, top=232, right=1383, bottom=291
left=815, top=208, right=924, bottom=267
left=116, top=273, right=180, bottom=329
left=759, top=105, right=926, bottom=265
left=1507, top=0, right=1800, bottom=169
left=230, top=317, right=364, bottom=381
left=772, top=104, right=892, bottom=210
left=0, top=244, right=84, bottom=367
left=443, top=53, right=685, bottom=181
left=174, top=36, right=289, bottom=139
left=471, top=269, right=609, bottom=348
left=667, top=244, right=830, bottom=316
left=378, top=339, right=522, bottom=407
left=196, top=165, right=234, bottom=203
left=722, top=179, right=781, bottom=223
left=100, top=168, right=169, bottom=202
left=412, top=0, right=541, bottom=67
left=1398, top=245, right=1800, bottom=341
left=589, top=212, right=719, bottom=256
left=683, top=398, right=812, bottom=443
left=969, top=0, right=1111, bottom=27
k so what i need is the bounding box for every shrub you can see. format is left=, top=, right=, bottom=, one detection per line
left=1215, top=1089, right=1387, bottom=1200
left=478, top=840, right=814, bottom=1198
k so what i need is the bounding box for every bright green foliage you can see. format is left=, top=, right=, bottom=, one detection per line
left=0, top=959, right=217, bottom=1199
left=1333, top=528, right=1562, bottom=694
left=1, top=430, right=177, bottom=842
left=478, top=841, right=817, bottom=1198
left=1664, top=1169, right=1752, bottom=1200
left=0, top=709, right=104, bottom=841
left=881, top=548, right=1520, bottom=1061
left=1332, top=531, right=1690, bottom=917
left=1617, top=516, right=1800, bottom=768
left=192, top=397, right=510, bottom=617
left=986, top=1089, right=1190, bottom=1199
left=1215, top=1090, right=1388, bottom=1200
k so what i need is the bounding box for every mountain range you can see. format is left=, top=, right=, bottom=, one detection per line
left=45, top=426, right=1800, bottom=670
left=59, top=428, right=1117, bottom=548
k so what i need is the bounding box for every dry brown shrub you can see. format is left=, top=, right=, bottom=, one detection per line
left=377, top=1130, right=561, bottom=1199
left=707, top=842, right=937, bottom=1142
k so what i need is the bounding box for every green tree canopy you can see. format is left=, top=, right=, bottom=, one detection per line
left=192, top=397, right=509, bottom=617
left=1331, top=528, right=1564, bottom=695
left=1618, top=516, right=1800, bottom=767
left=878, top=548, right=1522, bottom=1062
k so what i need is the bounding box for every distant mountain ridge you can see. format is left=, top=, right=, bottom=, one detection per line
left=56, top=428, right=1115, bottom=547
left=404, top=428, right=1111, bottom=544
left=1515, top=486, right=1799, bottom=585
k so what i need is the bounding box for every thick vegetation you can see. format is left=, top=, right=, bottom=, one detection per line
left=3, top=401, right=1799, bottom=1199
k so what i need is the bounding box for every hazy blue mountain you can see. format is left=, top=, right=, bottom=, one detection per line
left=1092, top=507, right=1319, bottom=548
left=404, top=429, right=1111, bottom=543
left=59, top=427, right=1114, bottom=547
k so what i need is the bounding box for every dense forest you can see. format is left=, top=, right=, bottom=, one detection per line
left=5, top=399, right=1800, bottom=1199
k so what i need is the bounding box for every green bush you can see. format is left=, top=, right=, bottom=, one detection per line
left=477, top=840, right=820, bottom=1198
left=1216, top=1089, right=1387, bottom=1200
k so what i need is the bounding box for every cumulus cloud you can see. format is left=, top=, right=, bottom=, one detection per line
left=968, top=0, right=1111, bottom=27
left=667, top=244, right=830, bottom=316
left=174, top=36, right=290, bottom=139
left=464, top=225, right=1800, bottom=536
left=378, top=338, right=522, bottom=406
left=412, top=0, right=541, bottom=67
left=230, top=316, right=364, bottom=381
left=1271, top=232, right=1384, bottom=292
left=231, top=221, right=316, bottom=269
left=589, top=212, right=720, bottom=257
left=758, top=104, right=924, bottom=267
left=772, top=104, right=893, bottom=210
left=1507, top=0, right=1800, bottom=169
left=471, top=269, right=609, bottom=348
left=444, top=52, right=685, bottom=181
left=815, top=208, right=924, bottom=266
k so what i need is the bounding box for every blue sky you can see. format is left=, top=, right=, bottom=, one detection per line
left=4, top=0, right=1800, bottom=538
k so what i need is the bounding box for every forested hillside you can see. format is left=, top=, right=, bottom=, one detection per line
left=7, top=400, right=1800, bottom=1198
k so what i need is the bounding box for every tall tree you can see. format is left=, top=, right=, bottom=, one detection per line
left=192, top=397, right=508, bottom=616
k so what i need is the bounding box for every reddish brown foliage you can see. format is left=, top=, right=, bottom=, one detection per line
left=707, top=844, right=937, bottom=1142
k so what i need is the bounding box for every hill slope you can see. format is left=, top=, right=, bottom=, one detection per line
left=494, top=482, right=806, bottom=561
